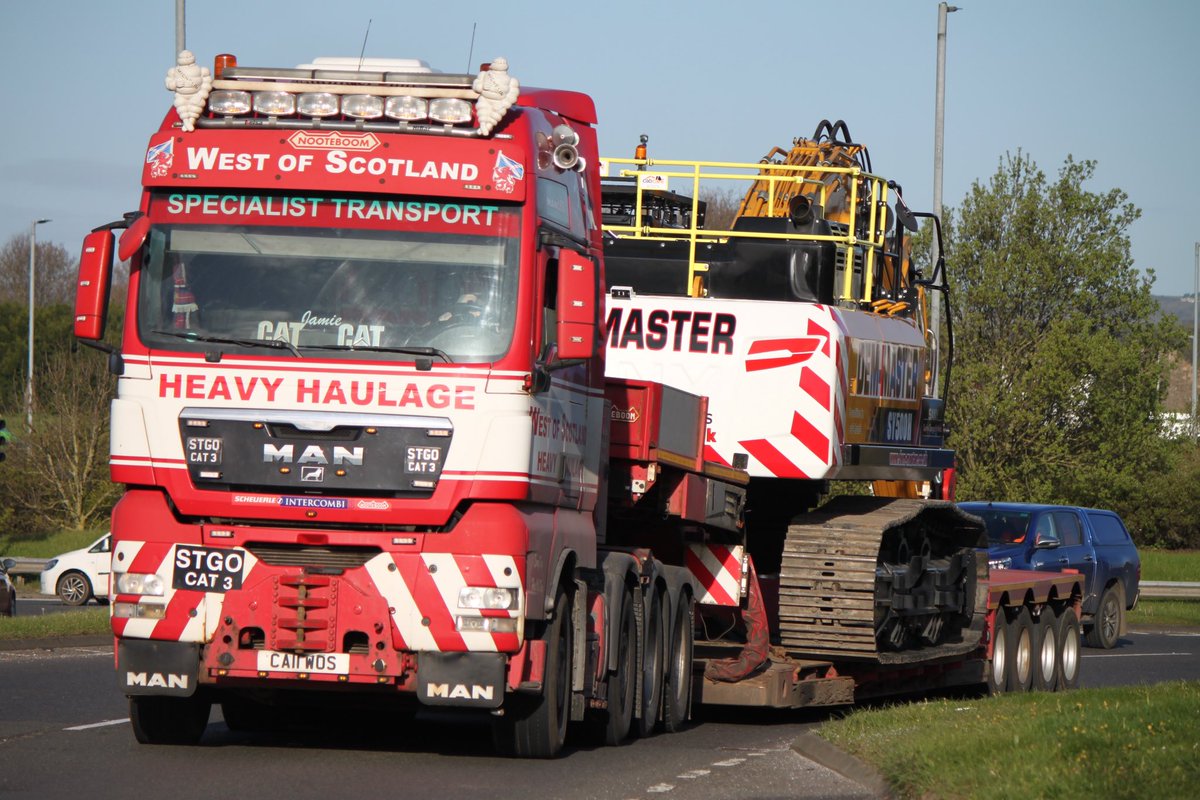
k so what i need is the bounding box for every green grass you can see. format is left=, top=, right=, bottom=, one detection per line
left=1129, top=598, right=1200, bottom=628
left=1140, top=549, right=1200, bottom=582
left=819, top=682, right=1200, bottom=800
left=0, top=528, right=106, bottom=558
left=0, top=607, right=110, bottom=640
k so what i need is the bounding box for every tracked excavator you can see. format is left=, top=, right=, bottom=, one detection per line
left=601, top=121, right=988, bottom=668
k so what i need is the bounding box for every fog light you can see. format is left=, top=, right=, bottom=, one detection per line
left=253, top=91, right=296, bottom=116
left=298, top=92, right=339, bottom=117
left=209, top=90, right=251, bottom=115
left=456, top=616, right=519, bottom=633
left=342, top=94, right=384, bottom=119
left=113, top=602, right=167, bottom=619
left=385, top=95, right=428, bottom=121
left=429, top=98, right=472, bottom=124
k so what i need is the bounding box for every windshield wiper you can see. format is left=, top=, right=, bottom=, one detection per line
left=302, top=343, right=452, bottom=363
left=152, top=330, right=302, bottom=358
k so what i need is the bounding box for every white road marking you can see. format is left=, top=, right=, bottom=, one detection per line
left=1083, top=652, right=1192, bottom=658
left=64, top=718, right=129, bottom=731
left=712, top=757, right=746, bottom=767
left=676, top=770, right=710, bottom=779
left=646, top=784, right=674, bottom=793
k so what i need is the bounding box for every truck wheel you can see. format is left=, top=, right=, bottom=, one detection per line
left=129, top=694, right=211, bottom=745
left=1031, top=610, right=1058, bottom=691
left=1054, top=605, right=1082, bottom=690
left=662, top=595, right=694, bottom=732
left=634, top=587, right=666, bottom=738
left=1005, top=606, right=1035, bottom=692
left=58, top=571, right=93, bottom=606
left=1083, top=585, right=1122, bottom=649
left=596, top=582, right=637, bottom=746
left=986, top=608, right=1008, bottom=695
left=493, top=584, right=573, bottom=758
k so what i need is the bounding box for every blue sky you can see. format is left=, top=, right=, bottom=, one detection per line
left=2, top=0, right=1198, bottom=294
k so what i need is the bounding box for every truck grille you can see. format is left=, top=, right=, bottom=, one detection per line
left=245, top=543, right=380, bottom=570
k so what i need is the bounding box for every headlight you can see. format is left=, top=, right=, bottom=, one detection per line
left=456, top=616, right=519, bottom=633
left=44, top=558, right=59, bottom=571
left=385, top=95, right=428, bottom=121
left=208, top=90, right=252, bottom=115
left=429, top=98, right=473, bottom=124
left=298, top=92, right=339, bottom=117
left=116, top=572, right=165, bottom=596
left=458, top=586, right=518, bottom=610
left=988, top=557, right=1012, bottom=571
left=341, top=94, right=384, bottom=119
left=253, top=91, right=296, bottom=116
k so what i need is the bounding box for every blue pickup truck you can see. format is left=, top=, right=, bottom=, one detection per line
left=958, top=502, right=1141, bottom=649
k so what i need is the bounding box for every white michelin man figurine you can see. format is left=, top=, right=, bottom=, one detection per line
left=165, top=50, right=213, bottom=132
left=472, top=57, right=519, bottom=136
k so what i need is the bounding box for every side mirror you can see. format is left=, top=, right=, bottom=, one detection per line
left=1, top=557, right=14, bottom=572
left=75, top=230, right=115, bottom=341
left=118, top=214, right=151, bottom=263
left=1034, top=532, right=1060, bottom=549
left=555, top=250, right=597, bottom=361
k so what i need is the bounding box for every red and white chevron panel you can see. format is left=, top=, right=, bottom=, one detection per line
left=685, top=543, right=745, bottom=607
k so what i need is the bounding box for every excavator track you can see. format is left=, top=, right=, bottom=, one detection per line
left=777, top=496, right=988, bottom=664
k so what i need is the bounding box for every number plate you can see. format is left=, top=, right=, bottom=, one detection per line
left=185, top=436, right=223, bottom=465
left=172, top=545, right=244, bottom=592
left=404, top=445, right=442, bottom=474
left=257, top=651, right=349, bottom=675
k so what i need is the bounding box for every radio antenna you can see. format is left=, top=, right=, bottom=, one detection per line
left=466, top=22, right=477, bottom=73
left=357, top=18, right=373, bottom=70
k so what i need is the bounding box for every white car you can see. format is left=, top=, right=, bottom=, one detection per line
left=40, top=533, right=112, bottom=606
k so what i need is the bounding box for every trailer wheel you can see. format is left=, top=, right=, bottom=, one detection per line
left=662, top=595, right=694, bottom=732
left=1054, top=605, right=1082, bottom=690
left=986, top=609, right=1008, bottom=695
left=593, top=582, right=638, bottom=746
left=1031, top=610, right=1058, bottom=692
left=1083, top=585, right=1122, bottom=649
left=493, top=584, right=573, bottom=758
left=634, top=587, right=666, bottom=738
left=1006, top=606, right=1035, bottom=692
left=129, top=694, right=211, bottom=745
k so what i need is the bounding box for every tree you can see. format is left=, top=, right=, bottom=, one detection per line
left=0, top=346, right=119, bottom=532
left=945, top=153, right=1183, bottom=540
left=0, top=233, right=75, bottom=306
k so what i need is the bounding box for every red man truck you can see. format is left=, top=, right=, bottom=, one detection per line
left=74, top=52, right=1083, bottom=758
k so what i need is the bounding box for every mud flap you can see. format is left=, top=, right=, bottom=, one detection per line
left=417, top=651, right=506, bottom=709
left=117, top=640, right=199, bottom=696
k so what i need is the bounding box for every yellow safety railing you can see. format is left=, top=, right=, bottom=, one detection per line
left=601, top=156, right=897, bottom=306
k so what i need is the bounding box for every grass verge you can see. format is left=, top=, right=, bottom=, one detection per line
left=1140, top=549, right=1200, bottom=582
left=0, top=528, right=106, bottom=559
left=819, top=682, right=1200, bottom=800
left=1129, top=598, right=1200, bottom=628
left=0, top=607, right=110, bottom=640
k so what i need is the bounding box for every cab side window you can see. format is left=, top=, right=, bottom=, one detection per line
left=1052, top=512, right=1083, bottom=546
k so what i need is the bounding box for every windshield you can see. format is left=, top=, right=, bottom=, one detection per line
left=968, top=509, right=1033, bottom=546
left=137, top=210, right=521, bottom=362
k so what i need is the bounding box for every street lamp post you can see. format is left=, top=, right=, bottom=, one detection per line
left=26, top=218, right=51, bottom=431
left=929, top=2, right=958, bottom=396
left=1193, top=241, right=1199, bottom=439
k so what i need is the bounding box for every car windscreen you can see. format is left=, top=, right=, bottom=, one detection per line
left=136, top=208, right=521, bottom=363
left=968, top=509, right=1033, bottom=546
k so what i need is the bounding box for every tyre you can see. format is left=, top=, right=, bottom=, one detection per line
left=986, top=608, right=1008, bottom=695
left=129, top=694, right=211, bottom=745
left=662, top=595, right=694, bottom=732
left=1083, top=585, right=1122, bottom=649
left=1031, top=609, right=1058, bottom=692
left=584, top=582, right=637, bottom=746
left=493, top=584, right=573, bottom=758
left=220, top=696, right=283, bottom=732
left=57, top=571, right=93, bottom=606
left=634, top=587, right=666, bottom=738
left=1054, top=605, right=1082, bottom=690
left=1005, top=606, right=1035, bottom=692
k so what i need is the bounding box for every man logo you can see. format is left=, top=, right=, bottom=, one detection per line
left=425, top=683, right=495, bottom=701
left=126, top=671, right=189, bottom=690
left=263, top=444, right=364, bottom=465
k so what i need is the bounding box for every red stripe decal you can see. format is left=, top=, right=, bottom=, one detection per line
left=799, top=366, right=831, bottom=411
left=790, top=411, right=831, bottom=462
left=739, top=438, right=808, bottom=478
left=684, top=546, right=736, bottom=606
